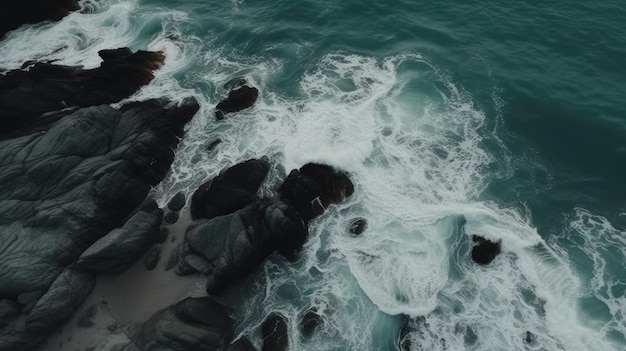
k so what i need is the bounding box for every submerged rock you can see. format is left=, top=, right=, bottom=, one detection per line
left=262, top=313, right=288, bottom=351
left=120, top=297, right=233, bottom=351
left=190, top=158, right=271, bottom=220
left=0, top=48, right=166, bottom=136
left=299, top=307, right=323, bottom=339
left=0, top=0, right=80, bottom=38
left=471, top=235, right=501, bottom=265
left=144, top=246, right=161, bottom=271
left=279, top=163, right=354, bottom=221
left=163, top=211, right=179, bottom=224
left=348, top=217, right=368, bottom=235
left=215, top=85, right=259, bottom=119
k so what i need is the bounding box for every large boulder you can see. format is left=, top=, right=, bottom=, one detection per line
left=0, top=48, right=166, bottom=135
left=119, top=297, right=233, bottom=351
left=173, top=198, right=307, bottom=293
left=278, top=163, right=354, bottom=221
left=0, top=0, right=80, bottom=38
left=190, top=158, right=271, bottom=220
left=215, top=85, right=259, bottom=119
left=77, top=199, right=163, bottom=273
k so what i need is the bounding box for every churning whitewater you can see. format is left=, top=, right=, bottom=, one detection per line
left=1, top=0, right=624, bottom=350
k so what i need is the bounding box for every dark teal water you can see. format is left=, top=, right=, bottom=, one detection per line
left=2, top=0, right=625, bottom=350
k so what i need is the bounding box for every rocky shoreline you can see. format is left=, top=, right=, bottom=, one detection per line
left=0, top=5, right=502, bottom=350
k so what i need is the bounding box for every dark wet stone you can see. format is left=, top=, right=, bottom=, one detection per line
left=0, top=299, right=21, bottom=328
left=524, top=331, right=536, bottom=345
left=299, top=308, right=323, bottom=339
left=0, top=49, right=168, bottom=136
left=348, top=217, right=368, bottom=235
left=278, top=163, right=354, bottom=221
left=0, top=0, right=80, bottom=38
left=144, top=246, right=161, bottom=271
left=163, top=211, right=179, bottom=225
left=215, top=85, right=259, bottom=119
left=228, top=338, right=257, bottom=351
left=190, top=158, right=271, bottom=220
left=158, top=228, right=170, bottom=243
left=471, top=235, right=501, bottom=265
left=167, top=192, right=186, bottom=211
left=119, top=297, right=233, bottom=351
left=207, top=139, right=222, bottom=152
left=262, top=313, right=288, bottom=351
left=177, top=198, right=307, bottom=293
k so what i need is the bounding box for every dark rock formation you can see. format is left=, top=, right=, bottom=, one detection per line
left=77, top=200, right=163, bottom=273
left=0, top=48, right=165, bottom=135
left=215, top=85, right=259, bottom=119
left=119, top=297, right=233, bottom=351
left=173, top=198, right=307, bottom=293
left=191, top=158, right=271, bottom=220
left=0, top=97, right=198, bottom=350
left=0, top=0, right=80, bottom=38
left=207, top=139, right=222, bottom=152
left=348, top=217, right=368, bottom=235
left=299, top=307, right=323, bottom=339
left=262, top=313, right=289, bottom=351
left=228, top=338, right=258, bottom=351
left=144, top=246, right=161, bottom=270
left=167, top=191, right=186, bottom=211
left=278, top=163, right=354, bottom=221
left=471, top=235, right=501, bottom=265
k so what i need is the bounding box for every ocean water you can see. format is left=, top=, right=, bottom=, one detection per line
left=1, top=0, right=626, bottom=350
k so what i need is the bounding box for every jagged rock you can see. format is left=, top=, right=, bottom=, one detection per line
left=262, top=313, right=288, bottom=351
left=0, top=0, right=80, bottom=38
left=177, top=198, right=307, bottom=293
left=0, top=266, right=98, bottom=351
left=348, top=217, right=368, bottom=235
left=228, top=338, right=257, bottom=351
left=299, top=307, right=323, bottom=339
left=163, top=211, right=179, bottom=224
left=119, top=297, right=233, bottom=351
left=278, top=163, right=354, bottom=221
left=167, top=192, right=186, bottom=211
left=0, top=97, right=198, bottom=351
left=144, top=246, right=161, bottom=271
left=77, top=200, right=163, bottom=273
left=471, top=235, right=501, bottom=265
left=0, top=48, right=166, bottom=136
left=191, top=158, right=271, bottom=220
left=215, top=85, right=259, bottom=119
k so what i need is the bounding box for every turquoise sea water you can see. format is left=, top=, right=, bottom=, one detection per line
left=1, top=0, right=625, bottom=350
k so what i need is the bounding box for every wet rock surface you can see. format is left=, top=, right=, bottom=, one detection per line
left=0, top=0, right=80, bottom=38
left=348, top=217, right=368, bottom=235
left=191, top=158, right=271, bottom=220
left=215, top=85, right=259, bottom=119
left=119, top=297, right=233, bottom=351
left=0, top=48, right=166, bottom=136
left=471, top=235, right=501, bottom=265
left=279, top=163, right=354, bottom=221
left=262, top=313, right=289, bottom=351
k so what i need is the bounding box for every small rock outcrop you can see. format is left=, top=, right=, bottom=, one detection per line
left=190, top=158, right=271, bottom=220
left=215, top=85, right=259, bottom=119
left=278, top=163, right=354, bottom=222
left=471, top=235, right=501, bottom=265
left=348, top=217, right=368, bottom=235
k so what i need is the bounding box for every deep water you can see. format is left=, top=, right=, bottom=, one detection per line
left=2, top=0, right=625, bottom=350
